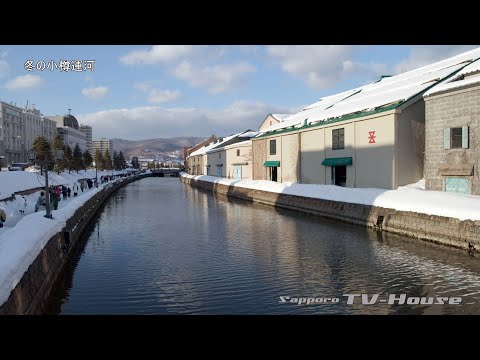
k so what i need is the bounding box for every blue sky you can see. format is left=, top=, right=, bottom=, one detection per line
left=0, top=45, right=477, bottom=140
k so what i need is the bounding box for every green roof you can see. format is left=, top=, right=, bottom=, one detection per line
left=256, top=102, right=400, bottom=139
left=264, top=161, right=280, bottom=167
left=321, top=157, right=353, bottom=166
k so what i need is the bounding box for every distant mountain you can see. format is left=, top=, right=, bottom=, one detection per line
left=111, top=137, right=206, bottom=161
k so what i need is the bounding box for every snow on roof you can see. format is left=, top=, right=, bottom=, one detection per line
left=238, top=130, right=258, bottom=138
left=271, top=114, right=291, bottom=121
left=223, top=140, right=252, bottom=150
left=189, top=131, right=245, bottom=157
left=189, top=141, right=218, bottom=157
left=424, top=58, right=480, bottom=96
left=264, top=47, right=480, bottom=134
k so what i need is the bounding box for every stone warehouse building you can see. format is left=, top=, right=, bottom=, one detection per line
left=187, top=130, right=255, bottom=176
left=423, top=59, right=480, bottom=195
left=252, top=48, right=480, bottom=189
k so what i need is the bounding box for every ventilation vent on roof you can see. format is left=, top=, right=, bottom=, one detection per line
left=374, top=75, right=392, bottom=83
left=421, top=78, right=440, bottom=85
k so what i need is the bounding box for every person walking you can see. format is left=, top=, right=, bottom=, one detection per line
left=67, top=187, right=71, bottom=198
left=55, top=186, right=62, bottom=202
left=0, top=208, right=6, bottom=228
left=73, top=183, right=79, bottom=197
left=35, top=191, right=46, bottom=212
left=62, top=185, right=68, bottom=200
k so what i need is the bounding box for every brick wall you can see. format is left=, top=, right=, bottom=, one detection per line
left=425, top=85, right=480, bottom=194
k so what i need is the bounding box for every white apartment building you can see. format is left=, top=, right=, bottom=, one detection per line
left=43, top=117, right=56, bottom=144
left=46, top=114, right=86, bottom=152
left=23, top=106, right=57, bottom=153
left=0, top=101, right=25, bottom=165
left=79, top=124, right=93, bottom=153
left=92, top=138, right=112, bottom=155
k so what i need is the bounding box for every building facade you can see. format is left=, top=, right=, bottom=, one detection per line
left=23, top=107, right=44, bottom=154
left=258, top=114, right=291, bottom=132
left=252, top=49, right=480, bottom=189
left=0, top=102, right=25, bottom=165
left=424, top=60, right=480, bottom=195
left=79, top=124, right=93, bottom=153
left=42, top=118, right=57, bottom=144
left=187, top=130, right=256, bottom=176
left=253, top=102, right=425, bottom=189
left=206, top=147, right=226, bottom=177
left=57, top=127, right=87, bottom=151
left=225, top=140, right=252, bottom=179
left=23, top=107, right=56, bottom=153
left=46, top=114, right=86, bottom=152
left=91, top=138, right=112, bottom=156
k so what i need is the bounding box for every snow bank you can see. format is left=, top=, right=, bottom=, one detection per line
left=181, top=173, right=480, bottom=221
left=0, top=171, right=129, bottom=307
left=0, top=169, right=125, bottom=200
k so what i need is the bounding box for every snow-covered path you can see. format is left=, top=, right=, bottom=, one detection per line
left=0, top=170, right=137, bottom=307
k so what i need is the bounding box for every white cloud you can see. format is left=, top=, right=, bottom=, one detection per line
left=394, top=45, right=480, bottom=73
left=0, top=59, right=9, bottom=79
left=81, top=86, right=110, bottom=99
left=76, top=101, right=295, bottom=140
left=133, top=81, right=153, bottom=92
left=134, top=81, right=182, bottom=103
left=266, top=45, right=382, bottom=89
left=4, top=74, right=44, bottom=90
left=83, top=75, right=94, bottom=83
left=173, top=61, right=255, bottom=94
left=121, top=46, right=255, bottom=94
left=120, top=45, right=194, bottom=65
left=148, top=89, right=182, bottom=103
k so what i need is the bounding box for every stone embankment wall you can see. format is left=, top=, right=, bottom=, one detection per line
left=181, top=176, right=480, bottom=252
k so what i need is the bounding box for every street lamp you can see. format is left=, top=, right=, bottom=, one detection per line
left=28, top=149, right=64, bottom=219
left=93, top=160, right=100, bottom=187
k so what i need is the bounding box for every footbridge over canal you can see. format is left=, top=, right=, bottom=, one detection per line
left=149, top=169, right=181, bottom=177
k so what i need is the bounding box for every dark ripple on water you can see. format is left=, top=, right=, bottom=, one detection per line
left=48, top=178, right=480, bottom=315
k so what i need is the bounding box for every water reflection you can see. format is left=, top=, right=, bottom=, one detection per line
left=46, top=178, right=480, bottom=314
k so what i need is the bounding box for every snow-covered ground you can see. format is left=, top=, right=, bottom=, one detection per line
left=0, top=169, right=132, bottom=307
left=181, top=173, right=480, bottom=221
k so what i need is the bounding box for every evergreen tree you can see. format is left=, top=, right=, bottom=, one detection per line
left=52, top=135, right=65, bottom=174
left=118, top=151, right=126, bottom=170
left=73, top=144, right=84, bottom=173
left=32, top=136, right=52, bottom=162
left=103, top=148, right=112, bottom=170
left=112, top=151, right=119, bottom=170
left=95, top=149, right=104, bottom=171
left=83, top=150, right=93, bottom=169
left=64, top=145, right=73, bottom=173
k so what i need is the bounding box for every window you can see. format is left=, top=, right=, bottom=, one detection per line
left=270, top=139, right=276, bottom=155
left=451, top=128, right=463, bottom=148
left=444, top=126, right=469, bottom=149
left=332, top=128, right=344, bottom=150
left=219, top=153, right=221, bottom=159
left=237, top=149, right=240, bottom=156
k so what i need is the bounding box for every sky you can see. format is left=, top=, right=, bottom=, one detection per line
left=0, top=45, right=478, bottom=141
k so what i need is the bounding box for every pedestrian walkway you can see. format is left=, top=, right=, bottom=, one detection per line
left=0, top=181, right=105, bottom=235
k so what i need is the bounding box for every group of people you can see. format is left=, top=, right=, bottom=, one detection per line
left=34, top=178, right=98, bottom=213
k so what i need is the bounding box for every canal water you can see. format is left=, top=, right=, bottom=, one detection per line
left=45, top=177, right=480, bottom=314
